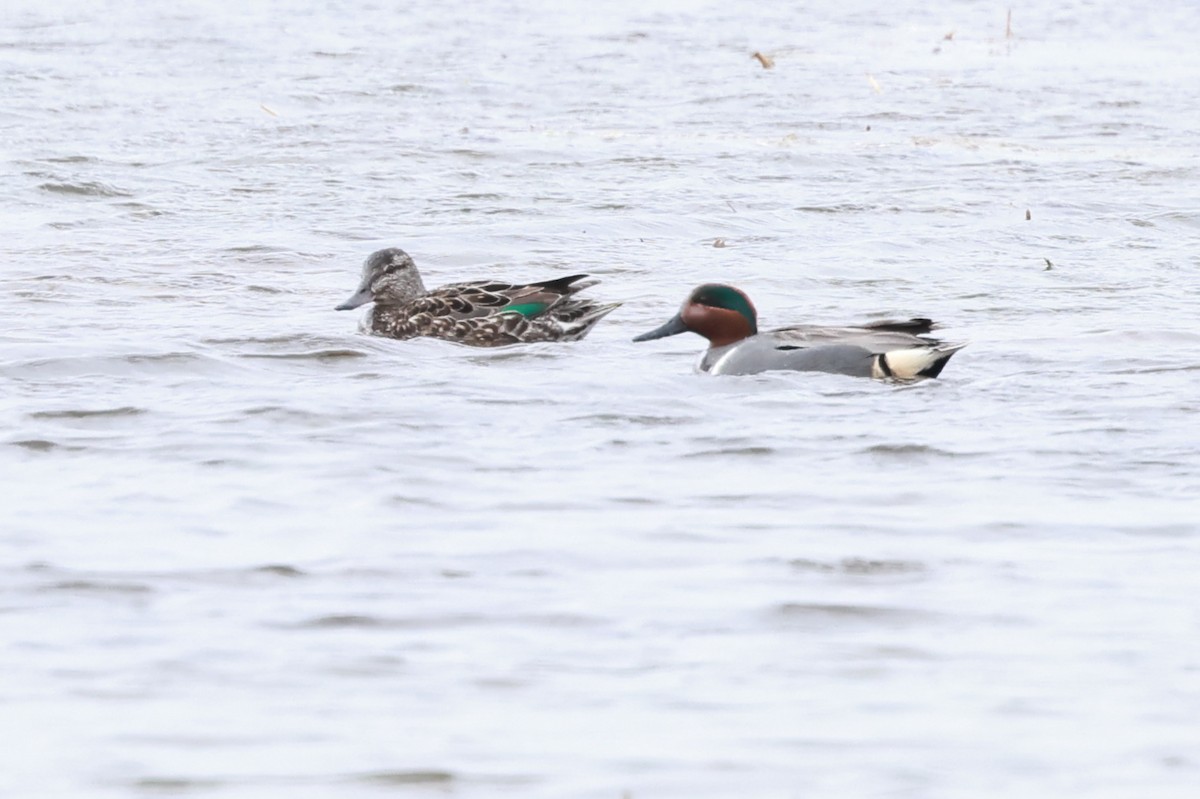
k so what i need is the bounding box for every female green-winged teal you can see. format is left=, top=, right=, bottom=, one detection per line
left=336, top=248, right=621, bottom=346
left=633, top=284, right=965, bottom=379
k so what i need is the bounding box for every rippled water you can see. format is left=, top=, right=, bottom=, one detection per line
left=4, top=1, right=1200, bottom=796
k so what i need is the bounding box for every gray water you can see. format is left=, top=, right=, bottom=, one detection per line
left=4, top=1, right=1200, bottom=796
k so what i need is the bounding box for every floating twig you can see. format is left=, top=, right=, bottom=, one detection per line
left=752, top=51, right=775, bottom=69
left=260, top=103, right=279, bottom=117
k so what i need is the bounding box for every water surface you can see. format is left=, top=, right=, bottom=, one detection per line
left=3, top=1, right=1200, bottom=796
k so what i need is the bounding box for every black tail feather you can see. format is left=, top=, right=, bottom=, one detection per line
left=917, top=348, right=959, bottom=378
left=531, top=274, right=592, bottom=292
left=865, top=317, right=937, bottom=336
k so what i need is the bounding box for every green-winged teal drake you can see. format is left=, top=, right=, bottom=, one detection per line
left=633, top=284, right=965, bottom=379
left=337, top=248, right=621, bottom=346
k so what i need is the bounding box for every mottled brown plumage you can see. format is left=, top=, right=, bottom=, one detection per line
left=336, top=248, right=620, bottom=346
